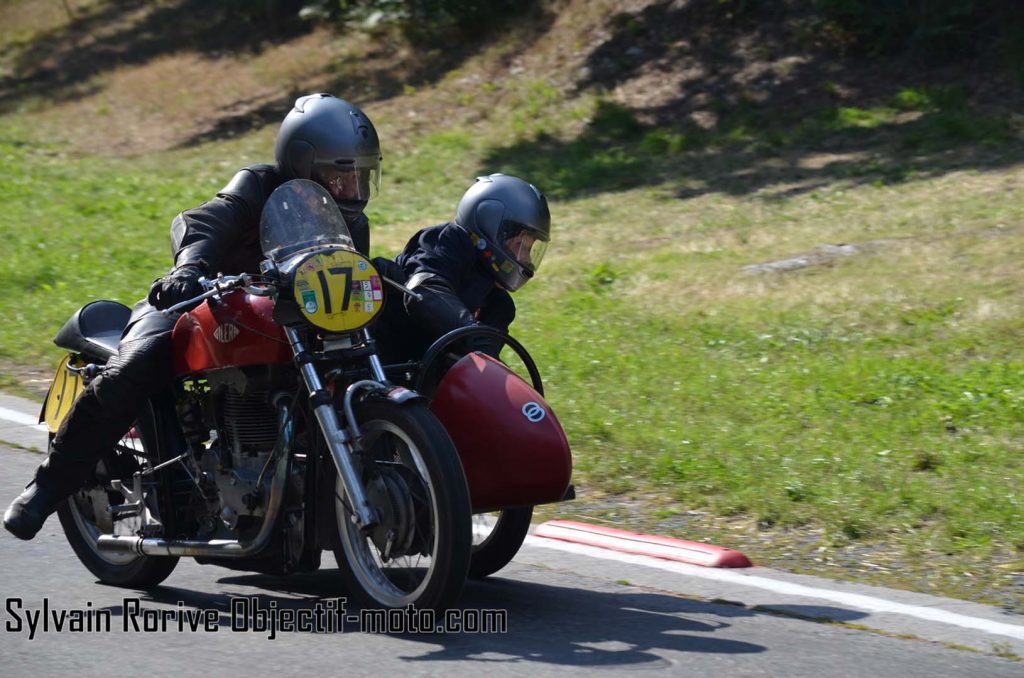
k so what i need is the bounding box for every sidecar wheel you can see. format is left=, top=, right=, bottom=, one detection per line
left=57, top=408, right=179, bottom=588
left=469, top=507, right=533, bottom=579
left=333, top=401, right=471, bottom=611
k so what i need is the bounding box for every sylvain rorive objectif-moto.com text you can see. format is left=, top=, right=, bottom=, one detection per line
left=4, top=597, right=508, bottom=639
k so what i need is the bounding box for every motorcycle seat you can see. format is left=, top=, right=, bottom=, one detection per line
left=53, top=300, right=131, bottom=362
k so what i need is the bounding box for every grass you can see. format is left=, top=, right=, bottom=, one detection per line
left=0, top=129, right=252, bottom=366
left=2, top=0, right=1024, bottom=610
left=992, top=642, right=1023, bottom=662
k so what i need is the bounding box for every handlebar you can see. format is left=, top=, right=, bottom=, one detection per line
left=159, top=268, right=420, bottom=316
left=160, top=274, right=275, bottom=316
left=381, top=276, right=423, bottom=302
left=414, top=325, right=544, bottom=396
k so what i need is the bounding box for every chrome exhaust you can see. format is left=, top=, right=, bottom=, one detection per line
left=96, top=451, right=288, bottom=557
left=97, top=394, right=294, bottom=558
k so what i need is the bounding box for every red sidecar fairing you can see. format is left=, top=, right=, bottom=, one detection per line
left=430, top=352, right=572, bottom=512
left=172, top=294, right=292, bottom=375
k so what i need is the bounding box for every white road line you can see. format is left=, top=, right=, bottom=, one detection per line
left=0, top=406, right=47, bottom=432
left=527, top=535, right=1024, bottom=641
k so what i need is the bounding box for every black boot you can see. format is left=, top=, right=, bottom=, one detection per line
left=3, top=478, right=68, bottom=541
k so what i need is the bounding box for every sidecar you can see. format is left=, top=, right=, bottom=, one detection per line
left=410, top=326, right=574, bottom=578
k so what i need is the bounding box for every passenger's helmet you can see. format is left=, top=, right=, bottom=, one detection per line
left=275, top=93, right=381, bottom=218
left=455, top=174, right=551, bottom=292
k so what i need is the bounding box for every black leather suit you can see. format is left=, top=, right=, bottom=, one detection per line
left=374, top=221, right=515, bottom=365
left=38, top=164, right=370, bottom=493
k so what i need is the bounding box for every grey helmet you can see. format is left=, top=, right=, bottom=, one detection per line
left=274, top=93, right=382, bottom=219
left=455, top=174, right=551, bottom=292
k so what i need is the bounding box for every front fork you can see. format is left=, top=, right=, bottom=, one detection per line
left=284, top=327, right=385, bottom=531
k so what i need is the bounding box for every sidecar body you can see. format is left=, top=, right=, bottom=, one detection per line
left=430, top=352, right=572, bottom=512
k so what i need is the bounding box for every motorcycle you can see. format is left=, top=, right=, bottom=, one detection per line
left=38, top=178, right=573, bottom=611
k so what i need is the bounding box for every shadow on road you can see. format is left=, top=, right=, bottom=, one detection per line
left=405, top=576, right=768, bottom=666
left=90, top=568, right=778, bottom=666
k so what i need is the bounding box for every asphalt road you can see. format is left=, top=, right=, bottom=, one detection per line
left=0, top=444, right=1020, bottom=677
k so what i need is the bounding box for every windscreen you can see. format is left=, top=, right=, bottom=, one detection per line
left=259, top=179, right=354, bottom=262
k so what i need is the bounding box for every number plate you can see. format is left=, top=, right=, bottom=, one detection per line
left=43, top=354, right=86, bottom=433
left=292, top=250, right=384, bottom=333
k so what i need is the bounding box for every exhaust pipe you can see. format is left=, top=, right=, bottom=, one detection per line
left=98, top=394, right=293, bottom=558
left=97, top=451, right=288, bottom=557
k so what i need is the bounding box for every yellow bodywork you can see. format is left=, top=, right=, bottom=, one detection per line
left=42, top=355, right=86, bottom=433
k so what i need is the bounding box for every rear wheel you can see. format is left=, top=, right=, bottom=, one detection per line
left=469, top=507, right=533, bottom=578
left=56, top=403, right=179, bottom=588
left=333, top=401, right=471, bottom=611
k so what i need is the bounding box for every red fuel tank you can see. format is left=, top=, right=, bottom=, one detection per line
left=172, top=293, right=292, bottom=375
left=430, top=353, right=572, bottom=512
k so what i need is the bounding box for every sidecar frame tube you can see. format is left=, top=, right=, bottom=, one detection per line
left=416, top=325, right=544, bottom=395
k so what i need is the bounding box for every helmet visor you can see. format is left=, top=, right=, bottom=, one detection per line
left=311, top=157, right=381, bottom=203
left=498, top=221, right=549, bottom=272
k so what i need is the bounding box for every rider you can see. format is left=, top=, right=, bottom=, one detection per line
left=375, top=173, right=551, bottom=364
left=3, top=93, right=383, bottom=541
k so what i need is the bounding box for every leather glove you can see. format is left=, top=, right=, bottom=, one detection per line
left=371, top=256, right=406, bottom=287
left=147, top=264, right=205, bottom=311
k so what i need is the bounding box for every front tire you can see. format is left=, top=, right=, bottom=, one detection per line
left=333, top=401, right=471, bottom=611
left=56, top=404, right=179, bottom=588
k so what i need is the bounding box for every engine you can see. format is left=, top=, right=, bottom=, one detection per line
left=174, top=365, right=316, bottom=574
left=206, top=387, right=279, bottom=531
left=178, top=366, right=299, bottom=539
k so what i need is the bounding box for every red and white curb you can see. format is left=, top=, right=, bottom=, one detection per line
left=533, top=520, right=752, bottom=568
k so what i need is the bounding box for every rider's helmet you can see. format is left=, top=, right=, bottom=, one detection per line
left=455, top=174, right=551, bottom=292
left=275, top=93, right=382, bottom=219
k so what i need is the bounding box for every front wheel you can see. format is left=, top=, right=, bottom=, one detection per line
left=333, top=401, right=471, bottom=611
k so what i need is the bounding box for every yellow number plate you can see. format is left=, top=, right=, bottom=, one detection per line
left=293, top=250, right=384, bottom=333
left=43, top=354, right=86, bottom=434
